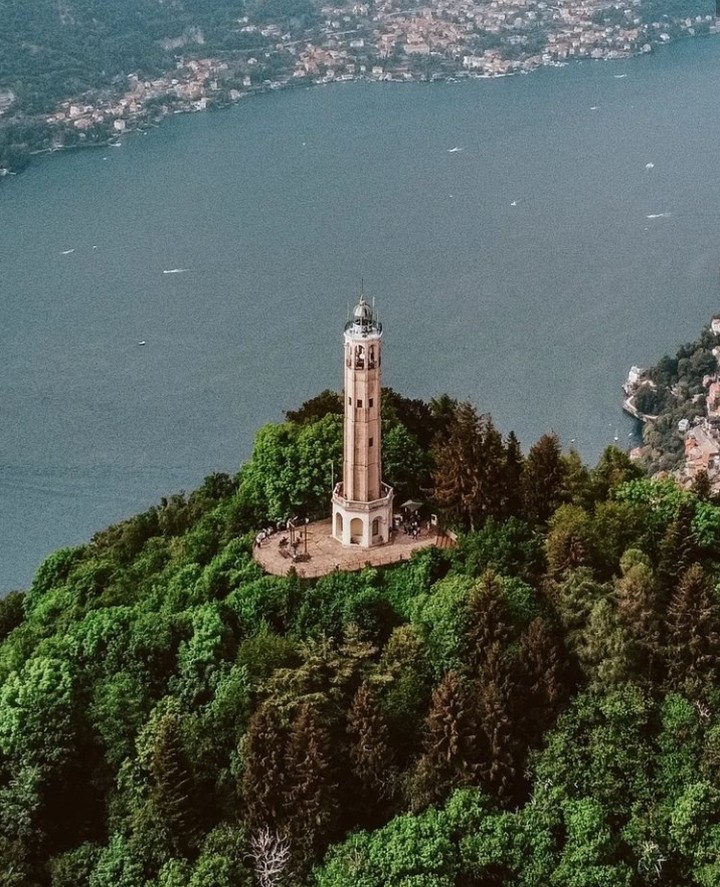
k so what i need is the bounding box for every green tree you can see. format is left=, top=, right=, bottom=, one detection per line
left=472, top=642, right=525, bottom=806
left=150, top=706, right=199, bottom=854
left=517, top=617, right=572, bottom=745
left=49, top=842, right=101, bottom=887
left=615, top=561, right=662, bottom=682
left=285, top=702, right=338, bottom=865
left=90, top=669, right=152, bottom=772
left=382, top=422, right=429, bottom=500
left=0, top=591, right=24, bottom=642
left=521, top=434, right=566, bottom=525
left=315, top=806, right=460, bottom=887
left=561, top=450, right=594, bottom=510
left=502, top=431, right=524, bottom=518
left=545, top=505, right=597, bottom=578
left=576, top=598, right=632, bottom=689
left=590, top=446, right=642, bottom=501
left=548, top=567, right=606, bottom=654
left=431, top=403, right=505, bottom=531
left=411, top=671, right=477, bottom=810
left=241, top=704, right=289, bottom=833
left=89, top=835, right=144, bottom=887
left=463, top=572, right=514, bottom=674
left=658, top=502, right=698, bottom=596
left=0, top=655, right=77, bottom=771
left=666, top=564, right=720, bottom=697
left=347, top=681, right=397, bottom=820
left=285, top=389, right=342, bottom=424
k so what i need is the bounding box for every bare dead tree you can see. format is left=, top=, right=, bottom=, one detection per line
left=249, top=827, right=292, bottom=887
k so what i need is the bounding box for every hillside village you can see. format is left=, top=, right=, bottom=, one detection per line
left=0, top=0, right=716, bottom=171
left=625, top=316, right=720, bottom=489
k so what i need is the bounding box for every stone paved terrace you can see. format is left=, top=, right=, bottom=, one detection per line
left=252, top=518, right=454, bottom=579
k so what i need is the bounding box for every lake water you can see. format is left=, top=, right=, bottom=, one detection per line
left=2, top=37, right=720, bottom=592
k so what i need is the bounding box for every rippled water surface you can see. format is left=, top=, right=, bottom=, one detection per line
left=2, top=37, right=720, bottom=591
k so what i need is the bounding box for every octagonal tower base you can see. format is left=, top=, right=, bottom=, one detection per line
left=332, top=482, right=394, bottom=547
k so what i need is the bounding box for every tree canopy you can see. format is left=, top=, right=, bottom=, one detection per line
left=3, top=390, right=720, bottom=885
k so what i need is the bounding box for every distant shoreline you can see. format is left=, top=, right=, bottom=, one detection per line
left=2, top=24, right=718, bottom=180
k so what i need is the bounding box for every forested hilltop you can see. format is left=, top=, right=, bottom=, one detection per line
left=6, top=389, right=720, bottom=886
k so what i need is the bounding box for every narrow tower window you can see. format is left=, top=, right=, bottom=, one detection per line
left=357, top=399, right=363, bottom=408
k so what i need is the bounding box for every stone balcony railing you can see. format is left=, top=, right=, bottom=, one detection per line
left=332, top=481, right=393, bottom=511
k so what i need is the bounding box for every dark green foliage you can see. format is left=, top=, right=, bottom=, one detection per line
left=49, top=842, right=101, bottom=887
left=410, top=670, right=478, bottom=810
left=452, top=518, right=544, bottom=584
left=521, top=433, right=566, bottom=524
left=0, top=591, right=24, bottom=641
left=241, top=703, right=289, bottom=833
left=285, top=390, right=343, bottom=425
left=615, top=559, right=663, bottom=682
left=463, top=572, right=515, bottom=673
left=517, top=616, right=573, bottom=744
left=634, top=384, right=669, bottom=416
left=347, top=681, right=397, bottom=822
left=471, top=642, right=525, bottom=806
left=667, top=564, right=720, bottom=698
left=431, top=403, right=509, bottom=531
left=6, top=390, right=720, bottom=885
left=285, top=703, right=339, bottom=865
left=150, top=707, right=199, bottom=854
left=382, top=388, right=442, bottom=452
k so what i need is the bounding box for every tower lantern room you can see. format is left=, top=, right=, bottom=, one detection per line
left=332, top=297, right=394, bottom=547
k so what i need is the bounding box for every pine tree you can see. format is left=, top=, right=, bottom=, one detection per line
left=521, top=433, right=566, bottom=525
left=548, top=567, right=606, bottom=655
left=463, top=572, right=514, bottom=674
left=473, top=642, right=525, bottom=806
left=657, top=502, right=697, bottom=596
left=691, top=468, right=712, bottom=501
left=561, top=449, right=594, bottom=509
left=590, top=445, right=642, bottom=501
left=241, top=704, right=289, bottom=833
left=284, top=702, right=338, bottom=865
left=347, top=682, right=396, bottom=821
left=502, top=431, right=524, bottom=518
left=431, top=402, right=505, bottom=531
left=150, top=709, right=198, bottom=852
left=517, top=617, right=572, bottom=746
left=576, top=598, right=632, bottom=689
left=411, top=670, right=477, bottom=810
left=667, top=563, right=720, bottom=697
left=428, top=393, right=460, bottom=444
left=545, top=504, right=596, bottom=578
left=615, top=562, right=662, bottom=682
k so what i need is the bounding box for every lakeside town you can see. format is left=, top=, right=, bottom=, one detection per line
left=0, top=0, right=717, bottom=171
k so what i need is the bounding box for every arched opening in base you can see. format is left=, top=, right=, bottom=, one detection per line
left=350, top=517, right=363, bottom=545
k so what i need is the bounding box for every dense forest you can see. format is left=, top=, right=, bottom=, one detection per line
left=4, top=388, right=720, bottom=886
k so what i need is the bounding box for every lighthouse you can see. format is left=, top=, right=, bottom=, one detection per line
left=332, top=297, right=394, bottom=547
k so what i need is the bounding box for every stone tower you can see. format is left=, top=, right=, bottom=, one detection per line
left=332, top=297, right=394, bottom=547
